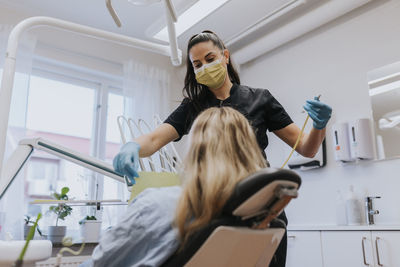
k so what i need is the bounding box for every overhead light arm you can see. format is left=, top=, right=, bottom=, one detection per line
left=105, top=0, right=181, bottom=65
left=106, top=0, right=122, bottom=27
left=164, top=0, right=177, bottom=22
left=163, top=0, right=180, bottom=66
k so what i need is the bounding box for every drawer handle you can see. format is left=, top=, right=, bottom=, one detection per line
left=288, top=235, right=296, bottom=239
left=361, top=237, right=370, bottom=266
left=375, top=237, right=383, bottom=266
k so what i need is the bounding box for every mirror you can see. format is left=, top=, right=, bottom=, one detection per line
left=368, top=61, right=400, bottom=160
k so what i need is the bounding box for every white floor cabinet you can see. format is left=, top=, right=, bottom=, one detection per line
left=321, top=231, right=400, bottom=267
left=371, top=231, right=400, bottom=267
left=286, top=231, right=324, bottom=267
left=286, top=229, right=400, bottom=267
left=321, top=231, right=374, bottom=267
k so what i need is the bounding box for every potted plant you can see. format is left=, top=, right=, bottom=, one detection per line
left=47, top=187, right=73, bottom=243
left=79, top=215, right=102, bottom=243
left=24, top=215, right=42, bottom=240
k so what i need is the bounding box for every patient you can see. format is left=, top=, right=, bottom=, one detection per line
left=83, top=107, right=267, bottom=267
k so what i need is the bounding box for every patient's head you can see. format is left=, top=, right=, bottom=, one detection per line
left=175, top=107, right=267, bottom=244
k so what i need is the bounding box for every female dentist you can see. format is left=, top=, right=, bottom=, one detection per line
left=113, top=30, right=332, bottom=267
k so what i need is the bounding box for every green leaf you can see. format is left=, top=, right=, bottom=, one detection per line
left=61, top=187, right=69, bottom=196
left=49, top=188, right=73, bottom=224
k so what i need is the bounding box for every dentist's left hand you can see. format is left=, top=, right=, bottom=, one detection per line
left=113, top=142, right=140, bottom=184
left=303, top=97, right=332, bottom=130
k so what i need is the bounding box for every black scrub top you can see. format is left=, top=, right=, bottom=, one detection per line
left=164, top=83, right=293, bottom=158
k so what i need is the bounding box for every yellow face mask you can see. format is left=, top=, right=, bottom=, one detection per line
left=194, top=59, right=227, bottom=89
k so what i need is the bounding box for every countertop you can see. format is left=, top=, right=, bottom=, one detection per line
left=287, top=224, right=400, bottom=231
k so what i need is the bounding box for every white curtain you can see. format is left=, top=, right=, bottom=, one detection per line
left=123, top=60, right=171, bottom=125
left=0, top=25, right=37, bottom=240
left=122, top=60, right=172, bottom=171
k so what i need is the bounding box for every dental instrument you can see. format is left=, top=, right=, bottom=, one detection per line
left=117, top=116, right=147, bottom=171
left=0, top=213, right=53, bottom=267
left=55, top=237, right=86, bottom=267
left=117, top=116, right=156, bottom=172
left=14, top=213, right=42, bottom=267
left=281, top=95, right=321, bottom=168
left=117, top=115, right=181, bottom=173
left=154, top=114, right=181, bottom=161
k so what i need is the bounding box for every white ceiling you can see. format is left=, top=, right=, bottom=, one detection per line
left=0, top=0, right=327, bottom=52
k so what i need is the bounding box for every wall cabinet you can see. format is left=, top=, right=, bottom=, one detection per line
left=286, top=231, right=323, bottom=267
left=287, top=230, right=400, bottom=267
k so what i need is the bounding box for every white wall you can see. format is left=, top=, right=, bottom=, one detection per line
left=240, top=0, right=400, bottom=226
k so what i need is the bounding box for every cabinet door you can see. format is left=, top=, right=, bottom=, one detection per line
left=286, top=231, right=324, bottom=267
left=321, top=231, right=374, bottom=267
left=372, top=231, right=400, bottom=267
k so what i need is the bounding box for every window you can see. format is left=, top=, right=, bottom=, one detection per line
left=23, top=74, right=99, bottom=231
left=102, top=91, right=128, bottom=229
left=19, top=66, right=127, bottom=233
left=26, top=75, right=95, bottom=140
left=26, top=157, right=60, bottom=196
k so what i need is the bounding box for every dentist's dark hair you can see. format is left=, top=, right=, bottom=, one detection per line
left=183, top=30, right=240, bottom=113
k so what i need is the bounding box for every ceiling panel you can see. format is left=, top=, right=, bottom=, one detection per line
left=176, top=0, right=326, bottom=50
left=0, top=0, right=368, bottom=60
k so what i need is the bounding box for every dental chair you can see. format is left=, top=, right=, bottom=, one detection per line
left=161, top=168, right=301, bottom=267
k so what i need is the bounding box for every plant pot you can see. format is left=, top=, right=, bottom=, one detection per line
left=80, top=220, right=102, bottom=243
left=47, top=226, right=66, bottom=244
left=24, top=225, right=33, bottom=240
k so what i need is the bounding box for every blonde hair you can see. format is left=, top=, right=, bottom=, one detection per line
left=174, top=107, right=267, bottom=245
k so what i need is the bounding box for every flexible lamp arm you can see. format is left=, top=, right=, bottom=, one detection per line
left=0, top=137, right=124, bottom=200
left=0, top=16, right=182, bottom=183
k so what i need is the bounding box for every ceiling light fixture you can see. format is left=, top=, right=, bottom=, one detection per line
left=128, top=0, right=177, bottom=21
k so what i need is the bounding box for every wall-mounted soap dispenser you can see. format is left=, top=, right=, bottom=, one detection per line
left=348, top=118, right=375, bottom=160
left=332, top=122, right=355, bottom=162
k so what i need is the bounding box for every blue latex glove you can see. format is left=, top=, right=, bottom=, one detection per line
left=303, top=97, right=332, bottom=130
left=113, top=142, right=140, bottom=185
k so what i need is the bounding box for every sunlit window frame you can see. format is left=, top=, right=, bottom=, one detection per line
left=29, top=56, right=124, bottom=216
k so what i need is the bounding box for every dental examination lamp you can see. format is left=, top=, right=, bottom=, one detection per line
left=0, top=137, right=125, bottom=200
left=0, top=6, right=182, bottom=188
left=106, top=0, right=180, bottom=65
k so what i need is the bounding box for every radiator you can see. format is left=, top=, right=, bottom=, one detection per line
left=36, top=256, right=90, bottom=267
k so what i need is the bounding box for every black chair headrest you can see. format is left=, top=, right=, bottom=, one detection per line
left=222, top=168, right=301, bottom=216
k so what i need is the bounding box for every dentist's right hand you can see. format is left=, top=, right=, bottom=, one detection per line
left=113, top=142, right=140, bottom=184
